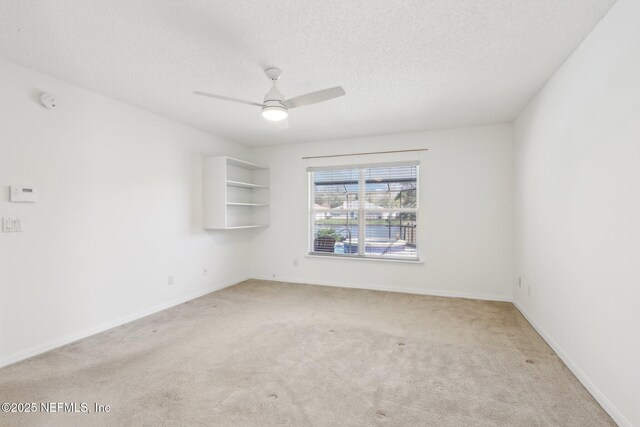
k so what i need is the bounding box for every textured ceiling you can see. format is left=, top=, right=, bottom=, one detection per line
left=0, top=0, right=615, bottom=146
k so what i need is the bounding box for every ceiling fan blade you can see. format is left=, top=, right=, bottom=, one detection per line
left=193, top=91, right=262, bottom=107
left=283, top=86, right=345, bottom=109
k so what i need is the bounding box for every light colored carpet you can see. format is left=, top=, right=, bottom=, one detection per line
left=0, top=279, right=613, bottom=426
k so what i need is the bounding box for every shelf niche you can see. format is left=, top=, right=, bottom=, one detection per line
left=204, top=156, right=270, bottom=229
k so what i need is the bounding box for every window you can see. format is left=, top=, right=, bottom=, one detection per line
left=308, top=162, right=419, bottom=260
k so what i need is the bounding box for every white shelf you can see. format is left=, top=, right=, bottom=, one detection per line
left=226, top=180, right=269, bottom=189
left=204, top=156, right=270, bottom=230
left=226, top=157, right=268, bottom=170
left=226, top=202, right=269, bottom=207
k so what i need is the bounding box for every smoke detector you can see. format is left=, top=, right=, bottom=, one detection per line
left=39, top=93, right=56, bottom=109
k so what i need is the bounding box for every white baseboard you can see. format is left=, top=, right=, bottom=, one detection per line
left=249, top=274, right=512, bottom=302
left=0, top=275, right=248, bottom=369
left=513, top=300, right=630, bottom=427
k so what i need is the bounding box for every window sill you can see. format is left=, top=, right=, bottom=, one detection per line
left=306, top=253, right=423, bottom=264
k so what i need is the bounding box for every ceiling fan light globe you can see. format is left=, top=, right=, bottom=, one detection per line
left=262, top=105, right=288, bottom=121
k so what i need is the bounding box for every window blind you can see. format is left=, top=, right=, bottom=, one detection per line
left=309, top=162, right=419, bottom=260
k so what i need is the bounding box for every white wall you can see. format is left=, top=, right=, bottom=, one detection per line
left=250, top=124, right=514, bottom=300
left=4, top=1, right=637, bottom=419
left=513, top=0, right=640, bottom=425
left=0, top=59, right=253, bottom=367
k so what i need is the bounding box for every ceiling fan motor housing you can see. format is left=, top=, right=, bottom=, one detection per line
left=264, top=84, right=285, bottom=104
left=261, top=99, right=288, bottom=121
left=262, top=82, right=288, bottom=121
left=263, top=67, right=285, bottom=108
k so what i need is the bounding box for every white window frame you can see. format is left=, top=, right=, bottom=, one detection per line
left=308, top=161, right=419, bottom=262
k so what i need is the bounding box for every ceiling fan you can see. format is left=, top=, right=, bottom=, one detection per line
left=193, top=68, right=345, bottom=125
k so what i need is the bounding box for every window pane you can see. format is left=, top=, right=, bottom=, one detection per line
left=309, top=163, right=419, bottom=260
left=363, top=213, right=418, bottom=258
left=364, top=165, right=417, bottom=209
left=311, top=212, right=358, bottom=254
left=312, top=169, right=359, bottom=210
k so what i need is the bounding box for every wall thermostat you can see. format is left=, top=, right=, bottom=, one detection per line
left=10, top=186, right=38, bottom=203
left=40, top=92, right=56, bottom=109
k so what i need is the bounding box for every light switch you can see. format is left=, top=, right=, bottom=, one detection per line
left=3, top=217, right=13, bottom=232
left=2, top=217, right=23, bottom=232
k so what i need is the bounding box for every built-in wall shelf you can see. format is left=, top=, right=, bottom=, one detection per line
left=226, top=157, right=266, bottom=170
left=204, top=156, right=270, bottom=230
left=226, top=202, right=269, bottom=207
left=226, top=180, right=269, bottom=189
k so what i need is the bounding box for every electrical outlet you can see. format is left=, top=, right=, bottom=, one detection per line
left=203, top=268, right=208, bottom=276
left=168, top=276, right=174, bottom=286
left=518, top=277, right=522, bottom=288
